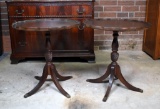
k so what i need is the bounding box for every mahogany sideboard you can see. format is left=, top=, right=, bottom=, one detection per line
left=6, top=0, right=95, bottom=64
left=143, top=0, right=160, bottom=60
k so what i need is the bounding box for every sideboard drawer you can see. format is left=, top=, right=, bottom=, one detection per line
left=69, top=5, right=92, bottom=16
left=8, top=6, right=37, bottom=16
left=7, top=2, right=93, bottom=18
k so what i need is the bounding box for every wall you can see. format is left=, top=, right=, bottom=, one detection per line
left=0, top=0, right=147, bottom=52
left=1, top=1, right=10, bottom=52
left=0, top=5, right=3, bottom=55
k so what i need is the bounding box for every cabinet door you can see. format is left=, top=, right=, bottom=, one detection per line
left=143, top=0, right=160, bottom=59
left=50, top=26, right=93, bottom=53
left=10, top=18, right=46, bottom=55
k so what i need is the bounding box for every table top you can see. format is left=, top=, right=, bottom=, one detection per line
left=12, top=18, right=80, bottom=31
left=84, top=19, right=150, bottom=31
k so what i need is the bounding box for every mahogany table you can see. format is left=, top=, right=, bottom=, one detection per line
left=12, top=18, right=79, bottom=98
left=84, top=19, right=150, bottom=102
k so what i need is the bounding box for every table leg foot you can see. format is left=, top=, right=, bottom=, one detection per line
left=103, top=66, right=115, bottom=102
left=50, top=64, right=71, bottom=98
left=54, top=68, right=72, bottom=81
left=35, top=71, right=72, bottom=81
left=116, top=65, right=143, bottom=93
left=25, top=63, right=72, bottom=98
left=86, top=65, right=111, bottom=83
left=24, top=65, right=48, bottom=98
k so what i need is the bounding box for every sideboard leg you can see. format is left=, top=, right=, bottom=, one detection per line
left=10, top=56, right=25, bottom=64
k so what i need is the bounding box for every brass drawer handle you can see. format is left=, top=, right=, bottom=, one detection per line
left=15, top=10, right=24, bottom=15
left=77, top=8, right=85, bottom=14
left=78, top=23, right=85, bottom=30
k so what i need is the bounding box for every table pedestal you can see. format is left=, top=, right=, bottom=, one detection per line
left=87, top=31, right=143, bottom=102
left=24, top=32, right=72, bottom=98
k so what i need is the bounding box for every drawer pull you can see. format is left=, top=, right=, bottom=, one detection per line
left=18, top=42, right=27, bottom=47
left=15, top=10, right=24, bottom=15
left=78, top=23, right=85, bottom=30
left=77, top=8, right=85, bottom=14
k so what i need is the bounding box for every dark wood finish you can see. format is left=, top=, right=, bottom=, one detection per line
left=5, top=1, right=95, bottom=64
left=24, top=32, right=72, bottom=98
left=84, top=19, right=150, bottom=31
left=0, top=7, right=3, bottom=56
left=84, top=19, right=150, bottom=102
left=12, top=19, right=80, bottom=31
left=143, top=0, right=160, bottom=60
left=13, top=18, right=80, bottom=98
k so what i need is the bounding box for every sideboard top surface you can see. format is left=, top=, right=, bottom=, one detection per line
left=6, top=0, right=95, bottom=3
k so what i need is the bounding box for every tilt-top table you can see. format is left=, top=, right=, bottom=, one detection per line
left=84, top=19, right=150, bottom=102
left=12, top=18, right=79, bottom=98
